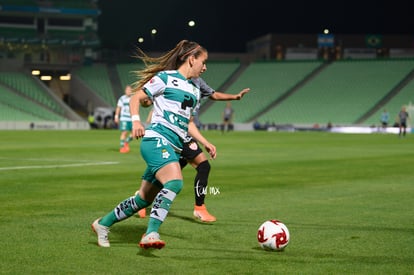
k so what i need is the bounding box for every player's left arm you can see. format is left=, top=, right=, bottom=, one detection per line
left=199, top=77, right=250, bottom=101
left=188, top=117, right=216, bottom=159
left=210, top=88, right=251, bottom=101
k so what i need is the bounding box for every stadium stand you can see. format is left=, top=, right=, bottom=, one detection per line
left=0, top=72, right=64, bottom=115
left=2, top=58, right=413, bottom=131
left=0, top=84, right=67, bottom=121
left=199, top=60, right=323, bottom=124
left=116, top=63, right=144, bottom=88
left=255, top=59, right=414, bottom=126
left=363, top=73, right=414, bottom=127
left=0, top=102, right=39, bottom=121
left=73, top=64, right=116, bottom=107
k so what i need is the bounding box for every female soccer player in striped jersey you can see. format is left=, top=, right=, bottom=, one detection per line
left=92, top=40, right=216, bottom=249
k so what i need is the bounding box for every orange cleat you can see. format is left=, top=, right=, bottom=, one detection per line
left=119, top=145, right=129, bottom=153
left=137, top=208, right=146, bottom=218
left=193, top=204, right=216, bottom=223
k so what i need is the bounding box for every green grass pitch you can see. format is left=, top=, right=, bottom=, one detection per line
left=1, top=130, right=413, bottom=274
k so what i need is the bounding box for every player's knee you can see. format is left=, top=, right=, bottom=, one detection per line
left=196, top=160, right=210, bottom=174
left=164, top=179, right=183, bottom=194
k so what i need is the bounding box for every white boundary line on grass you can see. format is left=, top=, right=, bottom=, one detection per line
left=0, top=161, right=119, bottom=171
left=0, top=157, right=111, bottom=162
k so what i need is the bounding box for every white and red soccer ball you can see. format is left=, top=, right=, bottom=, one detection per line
left=257, top=220, right=290, bottom=251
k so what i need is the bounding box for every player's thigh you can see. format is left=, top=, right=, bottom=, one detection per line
left=181, top=140, right=203, bottom=160
left=140, top=137, right=181, bottom=181
left=156, top=162, right=182, bottom=183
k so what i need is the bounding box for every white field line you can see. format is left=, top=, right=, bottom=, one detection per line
left=0, top=161, right=119, bottom=171
left=0, top=157, right=109, bottom=162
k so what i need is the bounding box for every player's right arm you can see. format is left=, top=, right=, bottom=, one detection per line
left=114, top=106, right=121, bottom=124
left=129, top=89, right=147, bottom=139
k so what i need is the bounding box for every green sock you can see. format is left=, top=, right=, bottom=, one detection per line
left=120, top=139, right=125, bottom=147
left=100, top=194, right=150, bottom=227
left=146, top=179, right=182, bottom=234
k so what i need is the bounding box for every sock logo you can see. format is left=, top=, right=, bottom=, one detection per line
left=115, top=196, right=138, bottom=220
left=150, top=209, right=160, bottom=217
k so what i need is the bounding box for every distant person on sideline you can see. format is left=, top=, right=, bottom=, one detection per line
left=114, top=85, right=133, bottom=153
left=380, top=109, right=389, bottom=132
left=397, top=105, right=409, bottom=137
left=222, top=102, right=234, bottom=132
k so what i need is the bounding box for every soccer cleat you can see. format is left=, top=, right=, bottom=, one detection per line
left=139, top=232, right=165, bottom=249
left=137, top=208, right=146, bottom=218
left=119, top=145, right=129, bottom=153
left=91, top=218, right=110, bottom=247
left=193, top=204, right=216, bottom=223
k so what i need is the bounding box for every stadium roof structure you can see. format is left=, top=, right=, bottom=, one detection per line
left=0, top=0, right=100, bottom=48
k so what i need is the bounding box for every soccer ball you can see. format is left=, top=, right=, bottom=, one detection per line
left=257, top=220, right=290, bottom=251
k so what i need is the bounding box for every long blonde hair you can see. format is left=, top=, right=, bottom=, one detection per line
left=131, top=40, right=205, bottom=92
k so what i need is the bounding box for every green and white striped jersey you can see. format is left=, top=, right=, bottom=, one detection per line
left=117, top=94, right=131, bottom=121
left=143, top=70, right=201, bottom=150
